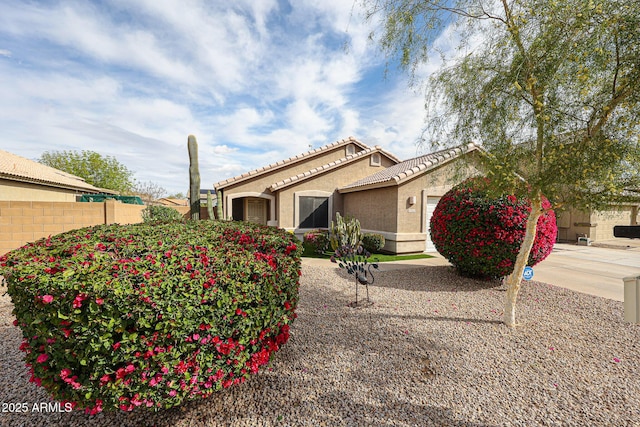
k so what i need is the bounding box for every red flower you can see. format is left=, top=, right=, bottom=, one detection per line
left=37, top=353, right=49, bottom=364
left=72, top=293, right=87, bottom=309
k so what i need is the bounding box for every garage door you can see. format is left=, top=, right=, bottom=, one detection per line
left=425, top=196, right=441, bottom=252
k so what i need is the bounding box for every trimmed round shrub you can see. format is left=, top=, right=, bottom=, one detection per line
left=302, top=229, right=329, bottom=256
left=141, top=205, right=184, bottom=222
left=362, top=233, right=385, bottom=253
left=430, top=178, right=557, bottom=279
left=0, top=220, right=301, bottom=414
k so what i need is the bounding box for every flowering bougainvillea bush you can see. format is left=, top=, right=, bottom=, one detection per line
left=0, top=220, right=301, bottom=414
left=430, top=177, right=557, bottom=279
left=302, top=229, right=329, bottom=256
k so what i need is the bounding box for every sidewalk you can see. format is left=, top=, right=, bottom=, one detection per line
left=303, top=238, right=640, bottom=302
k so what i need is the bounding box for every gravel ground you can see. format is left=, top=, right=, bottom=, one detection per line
left=1, top=264, right=639, bottom=427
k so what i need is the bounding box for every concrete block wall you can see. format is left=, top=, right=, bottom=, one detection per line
left=0, top=200, right=146, bottom=255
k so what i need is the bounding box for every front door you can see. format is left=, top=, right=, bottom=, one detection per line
left=246, top=198, right=267, bottom=225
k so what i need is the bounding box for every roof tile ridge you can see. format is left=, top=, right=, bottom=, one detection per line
left=269, top=146, right=376, bottom=191
left=215, top=136, right=370, bottom=188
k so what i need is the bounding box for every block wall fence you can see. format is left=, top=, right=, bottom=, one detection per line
left=0, top=200, right=197, bottom=256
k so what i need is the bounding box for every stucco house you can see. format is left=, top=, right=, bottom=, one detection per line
left=214, top=137, right=482, bottom=253
left=215, top=137, right=639, bottom=253
left=214, top=137, right=400, bottom=228
left=339, top=143, right=482, bottom=253
left=0, top=149, right=113, bottom=201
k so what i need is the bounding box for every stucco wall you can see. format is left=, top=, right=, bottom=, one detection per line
left=343, top=187, right=398, bottom=233
left=556, top=206, right=637, bottom=242
left=278, top=154, right=393, bottom=231
left=0, top=179, right=81, bottom=202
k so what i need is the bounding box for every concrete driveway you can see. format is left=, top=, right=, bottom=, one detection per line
left=530, top=241, right=640, bottom=301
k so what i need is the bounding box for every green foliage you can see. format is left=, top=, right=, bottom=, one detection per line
left=302, top=230, right=329, bottom=256
left=39, top=150, right=135, bottom=193
left=365, top=0, right=640, bottom=208
left=141, top=205, right=184, bottom=223
left=430, top=178, right=557, bottom=279
left=329, top=213, right=362, bottom=251
left=365, top=0, right=640, bottom=325
left=0, top=221, right=301, bottom=414
left=187, top=135, right=201, bottom=220
left=362, top=233, right=385, bottom=253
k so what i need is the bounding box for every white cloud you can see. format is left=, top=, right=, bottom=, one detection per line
left=0, top=0, right=457, bottom=194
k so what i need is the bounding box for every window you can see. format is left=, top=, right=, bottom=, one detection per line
left=370, top=153, right=381, bottom=166
left=346, top=144, right=356, bottom=156
left=299, top=196, right=329, bottom=228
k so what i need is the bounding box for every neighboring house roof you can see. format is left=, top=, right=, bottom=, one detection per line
left=0, top=149, right=115, bottom=194
left=270, top=146, right=399, bottom=191
left=339, top=143, right=482, bottom=193
left=214, top=136, right=374, bottom=190
left=156, top=197, right=188, bottom=206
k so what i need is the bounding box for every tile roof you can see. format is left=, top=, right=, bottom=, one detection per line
left=0, top=149, right=113, bottom=194
left=339, top=143, right=482, bottom=192
left=269, top=146, right=399, bottom=191
left=214, top=136, right=370, bottom=189
left=156, top=197, right=188, bottom=206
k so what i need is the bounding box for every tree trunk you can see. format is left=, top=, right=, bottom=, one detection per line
left=503, top=193, right=543, bottom=327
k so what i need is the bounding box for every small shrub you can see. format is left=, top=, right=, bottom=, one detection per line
left=141, top=205, right=184, bottom=223
left=362, top=233, right=385, bottom=253
left=302, top=230, right=329, bottom=256
left=0, top=221, right=301, bottom=414
left=430, top=177, right=557, bottom=279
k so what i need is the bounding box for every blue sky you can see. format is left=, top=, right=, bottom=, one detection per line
left=0, top=0, right=440, bottom=195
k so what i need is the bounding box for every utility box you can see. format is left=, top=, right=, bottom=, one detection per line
left=624, top=276, right=640, bottom=323
left=577, top=236, right=591, bottom=246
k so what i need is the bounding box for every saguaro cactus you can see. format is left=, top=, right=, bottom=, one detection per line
left=188, top=135, right=201, bottom=220
left=216, top=189, right=224, bottom=220
left=206, top=190, right=214, bottom=220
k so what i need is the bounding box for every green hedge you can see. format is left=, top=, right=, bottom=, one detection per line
left=362, top=233, right=385, bottom=253
left=0, top=221, right=301, bottom=414
left=141, top=205, right=184, bottom=222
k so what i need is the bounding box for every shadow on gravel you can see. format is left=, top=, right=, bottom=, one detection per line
left=0, top=269, right=500, bottom=427
left=335, top=265, right=502, bottom=293
left=377, top=313, right=504, bottom=325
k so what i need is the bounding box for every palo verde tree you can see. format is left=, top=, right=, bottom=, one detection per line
left=39, top=150, right=135, bottom=194
left=362, top=0, right=640, bottom=326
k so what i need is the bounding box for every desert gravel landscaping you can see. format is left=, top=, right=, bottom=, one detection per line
left=1, top=263, right=639, bottom=427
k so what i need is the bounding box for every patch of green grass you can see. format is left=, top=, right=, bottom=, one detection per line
left=368, top=253, right=433, bottom=262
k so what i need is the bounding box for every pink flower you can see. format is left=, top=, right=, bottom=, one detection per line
left=41, top=295, right=54, bottom=304
left=169, top=390, right=177, bottom=397
left=72, top=293, right=87, bottom=308
left=37, top=353, right=49, bottom=363
left=95, top=297, right=104, bottom=305
left=613, top=357, right=621, bottom=363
